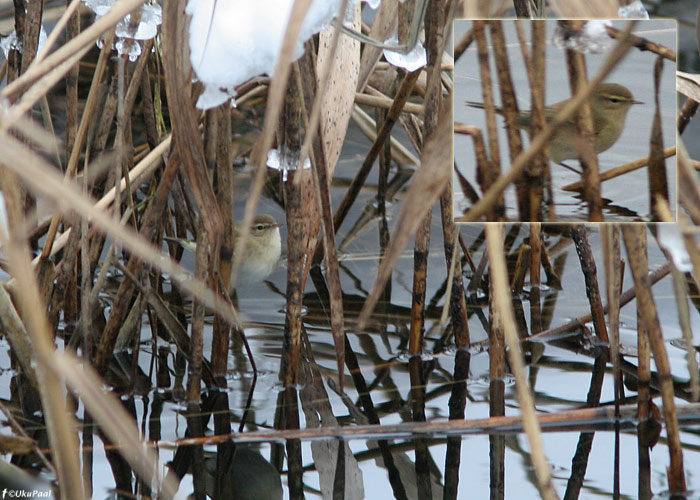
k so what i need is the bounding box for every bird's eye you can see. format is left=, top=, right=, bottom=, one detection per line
left=256, top=225, right=264, bottom=231
left=609, top=98, right=619, bottom=103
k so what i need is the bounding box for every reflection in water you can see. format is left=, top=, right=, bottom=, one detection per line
left=5, top=214, right=700, bottom=499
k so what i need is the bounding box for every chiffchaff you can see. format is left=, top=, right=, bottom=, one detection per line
left=165, top=214, right=281, bottom=288
left=467, top=82, right=643, bottom=164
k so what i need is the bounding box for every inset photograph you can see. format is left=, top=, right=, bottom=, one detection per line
left=454, top=19, right=677, bottom=222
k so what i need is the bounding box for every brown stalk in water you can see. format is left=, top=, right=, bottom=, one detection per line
left=601, top=224, right=623, bottom=495
left=211, top=104, right=234, bottom=378
left=485, top=223, right=559, bottom=500
left=621, top=225, right=687, bottom=493
left=356, top=101, right=452, bottom=331
left=569, top=226, right=609, bottom=343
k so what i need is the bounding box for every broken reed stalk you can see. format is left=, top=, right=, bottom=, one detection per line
left=516, top=19, right=549, bottom=221
left=489, top=20, right=527, bottom=218
left=409, top=353, right=433, bottom=498
left=562, top=20, right=602, bottom=221
left=284, top=385, right=304, bottom=498
left=510, top=243, right=530, bottom=294
left=561, top=146, right=676, bottom=192
left=488, top=226, right=507, bottom=499
left=454, top=124, right=490, bottom=200
left=409, top=212, right=431, bottom=355
left=529, top=224, right=543, bottom=335
left=161, top=0, right=222, bottom=239
left=531, top=20, right=553, bottom=219
left=407, top=0, right=449, bottom=359
left=351, top=105, right=420, bottom=165
left=604, top=25, right=677, bottom=62
left=453, top=25, right=474, bottom=62
left=600, top=224, right=622, bottom=496
left=273, top=62, right=307, bottom=494
left=485, top=223, right=560, bottom=500
left=621, top=225, right=687, bottom=493
left=443, top=12, right=471, bottom=471
left=355, top=0, right=398, bottom=93
left=473, top=21, right=503, bottom=221
left=80, top=157, right=92, bottom=358
left=212, top=105, right=234, bottom=378
left=648, top=56, right=670, bottom=220
left=0, top=286, right=38, bottom=389
left=668, top=254, right=700, bottom=398
left=19, top=3, right=42, bottom=73
left=539, top=239, right=561, bottom=288
left=280, top=66, right=305, bottom=388
left=443, top=227, right=470, bottom=500
left=629, top=225, right=653, bottom=498
left=187, top=230, right=208, bottom=404
left=569, top=226, right=609, bottom=343
left=466, top=241, right=488, bottom=293
left=439, top=204, right=469, bottom=344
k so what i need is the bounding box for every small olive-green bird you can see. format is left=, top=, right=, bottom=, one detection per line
left=466, top=82, right=643, bottom=163
left=165, top=214, right=281, bottom=288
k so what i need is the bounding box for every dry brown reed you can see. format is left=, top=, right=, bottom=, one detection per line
left=0, top=0, right=467, bottom=497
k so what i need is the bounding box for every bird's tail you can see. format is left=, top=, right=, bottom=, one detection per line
left=465, top=101, right=486, bottom=109
left=164, top=236, right=198, bottom=253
